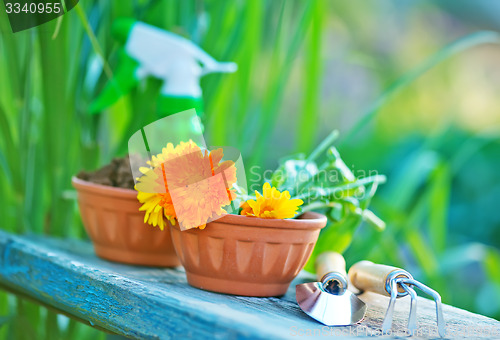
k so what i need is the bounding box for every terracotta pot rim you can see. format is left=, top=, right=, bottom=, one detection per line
left=72, top=176, right=137, bottom=198
left=174, top=211, right=327, bottom=230
left=73, top=176, right=327, bottom=230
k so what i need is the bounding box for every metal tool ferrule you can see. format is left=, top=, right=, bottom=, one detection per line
left=320, top=272, right=348, bottom=294
left=385, top=269, right=413, bottom=298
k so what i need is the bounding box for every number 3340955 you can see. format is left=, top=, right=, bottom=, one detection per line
left=5, top=2, right=62, bottom=14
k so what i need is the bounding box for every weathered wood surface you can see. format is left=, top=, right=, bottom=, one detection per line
left=0, top=230, right=498, bottom=339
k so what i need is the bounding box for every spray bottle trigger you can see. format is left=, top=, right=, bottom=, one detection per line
left=89, top=50, right=139, bottom=114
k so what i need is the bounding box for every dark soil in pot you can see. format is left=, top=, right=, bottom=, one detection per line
left=77, top=157, right=135, bottom=189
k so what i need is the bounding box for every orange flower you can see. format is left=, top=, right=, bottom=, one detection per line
left=136, top=141, right=237, bottom=230
left=240, top=201, right=253, bottom=216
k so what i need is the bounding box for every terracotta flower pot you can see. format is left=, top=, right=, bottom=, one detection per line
left=72, top=177, right=180, bottom=267
left=170, top=212, right=327, bottom=297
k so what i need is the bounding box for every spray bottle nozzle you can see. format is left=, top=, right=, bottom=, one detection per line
left=90, top=19, right=237, bottom=115
left=203, top=61, right=237, bottom=75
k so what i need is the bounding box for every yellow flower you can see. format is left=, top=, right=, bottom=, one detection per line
left=241, top=182, right=303, bottom=219
left=136, top=141, right=237, bottom=230
left=137, top=190, right=176, bottom=231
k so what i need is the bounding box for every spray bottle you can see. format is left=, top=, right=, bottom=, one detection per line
left=89, top=18, right=237, bottom=118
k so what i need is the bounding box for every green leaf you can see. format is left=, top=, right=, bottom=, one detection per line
left=249, top=0, right=316, bottom=166
left=428, top=162, right=451, bottom=252
left=304, top=211, right=364, bottom=273
left=484, top=248, right=500, bottom=285
left=296, top=0, right=324, bottom=154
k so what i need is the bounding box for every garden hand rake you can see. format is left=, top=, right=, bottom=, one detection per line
left=348, top=261, right=445, bottom=337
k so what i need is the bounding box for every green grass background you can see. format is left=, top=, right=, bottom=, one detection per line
left=1, top=0, right=500, bottom=338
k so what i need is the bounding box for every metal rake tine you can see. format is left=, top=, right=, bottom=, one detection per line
left=402, top=278, right=446, bottom=338
left=382, top=279, right=398, bottom=334
left=434, top=296, right=446, bottom=338
left=401, top=282, right=417, bottom=335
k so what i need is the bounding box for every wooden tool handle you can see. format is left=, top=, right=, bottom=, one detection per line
left=315, top=252, right=347, bottom=281
left=348, top=261, right=405, bottom=296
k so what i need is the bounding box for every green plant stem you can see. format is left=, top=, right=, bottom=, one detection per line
left=295, top=174, right=387, bottom=201
left=288, top=130, right=339, bottom=196
left=75, top=4, right=113, bottom=80
left=306, top=129, right=339, bottom=164
left=301, top=201, right=341, bottom=212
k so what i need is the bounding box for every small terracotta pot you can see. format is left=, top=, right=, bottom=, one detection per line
left=72, top=177, right=180, bottom=267
left=170, top=212, right=327, bottom=297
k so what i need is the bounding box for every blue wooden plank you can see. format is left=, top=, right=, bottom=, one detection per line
left=0, top=231, right=318, bottom=339
left=0, top=230, right=498, bottom=339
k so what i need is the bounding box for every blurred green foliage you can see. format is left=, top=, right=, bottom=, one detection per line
left=1, top=0, right=500, bottom=338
